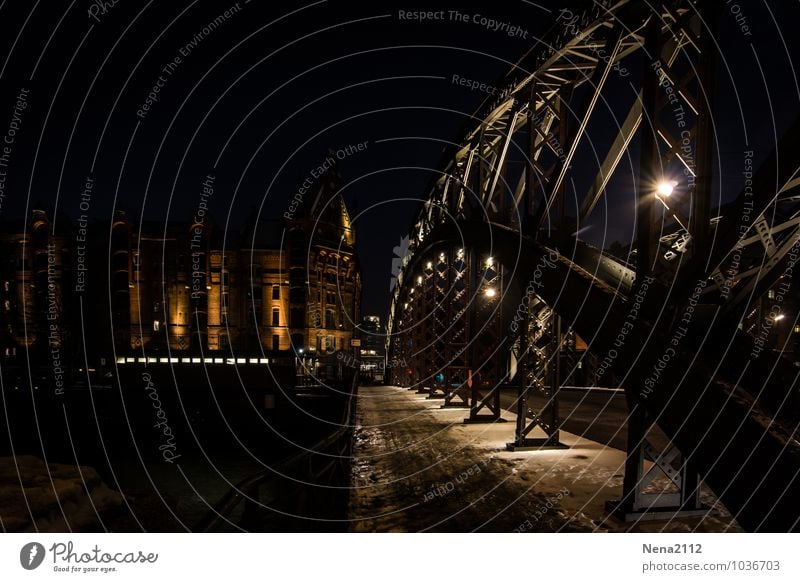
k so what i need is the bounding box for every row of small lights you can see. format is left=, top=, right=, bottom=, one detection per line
left=405, top=255, right=498, bottom=308
left=116, top=357, right=272, bottom=365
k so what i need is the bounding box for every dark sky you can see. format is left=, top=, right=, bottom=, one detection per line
left=0, top=0, right=798, bottom=318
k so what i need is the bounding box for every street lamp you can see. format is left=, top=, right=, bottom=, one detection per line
left=484, top=287, right=497, bottom=298
left=656, top=181, right=675, bottom=197
left=654, top=179, right=689, bottom=234
left=654, top=180, right=677, bottom=210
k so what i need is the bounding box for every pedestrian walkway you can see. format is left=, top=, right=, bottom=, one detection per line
left=348, top=386, right=740, bottom=532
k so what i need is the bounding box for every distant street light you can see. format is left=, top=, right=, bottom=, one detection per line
left=484, top=288, right=497, bottom=298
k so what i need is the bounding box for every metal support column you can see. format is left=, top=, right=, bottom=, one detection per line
left=636, top=15, right=660, bottom=279
left=507, top=305, right=565, bottom=450
left=464, top=251, right=506, bottom=424
left=442, top=247, right=471, bottom=407
left=605, top=404, right=708, bottom=521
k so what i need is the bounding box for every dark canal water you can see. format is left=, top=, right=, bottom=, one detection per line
left=1, top=364, right=353, bottom=531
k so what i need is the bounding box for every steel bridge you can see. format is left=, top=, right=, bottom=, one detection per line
left=386, top=0, right=800, bottom=532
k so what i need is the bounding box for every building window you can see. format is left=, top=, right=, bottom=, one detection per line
left=272, top=334, right=280, bottom=351
left=290, top=307, right=304, bottom=328
left=768, top=290, right=775, bottom=299
left=222, top=272, right=229, bottom=287
left=272, top=307, right=280, bottom=327
left=794, top=325, right=800, bottom=334
left=272, top=285, right=280, bottom=300
left=325, top=309, right=335, bottom=329
left=326, top=335, right=335, bottom=352
left=153, top=320, right=160, bottom=332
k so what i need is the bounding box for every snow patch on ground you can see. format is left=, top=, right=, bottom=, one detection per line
left=348, top=386, right=742, bottom=533
left=0, top=455, right=124, bottom=531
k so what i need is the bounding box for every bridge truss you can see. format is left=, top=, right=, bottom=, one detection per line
left=386, top=0, right=800, bottom=531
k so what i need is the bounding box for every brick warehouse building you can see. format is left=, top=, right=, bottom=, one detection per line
left=0, top=176, right=361, bottom=386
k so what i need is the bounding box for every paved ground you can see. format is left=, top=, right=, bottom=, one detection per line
left=348, top=385, right=741, bottom=533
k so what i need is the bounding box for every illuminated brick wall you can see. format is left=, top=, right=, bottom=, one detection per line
left=0, top=201, right=362, bottom=361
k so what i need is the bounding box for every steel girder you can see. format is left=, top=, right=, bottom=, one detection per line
left=396, top=220, right=800, bottom=531
left=464, top=253, right=506, bottom=423
left=442, top=248, right=472, bottom=407
left=386, top=0, right=800, bottom=530
left=388, top=0, right=714, bottom=345
left=507, top=298, right=566, bottom=450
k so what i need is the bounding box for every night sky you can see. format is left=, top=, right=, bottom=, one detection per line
left=0, top=0, right=797, bottom=317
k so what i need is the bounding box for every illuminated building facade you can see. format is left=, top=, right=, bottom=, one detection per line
left=0, top=210, right=70, bottom=358
left=0, top=178, right=361, bottom=372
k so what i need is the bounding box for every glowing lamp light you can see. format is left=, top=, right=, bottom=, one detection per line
left=484, top=288, right=497, bottom=298
left=656, top=181, right=675, bottom=197
left=774, top=314, right=785, bottom=322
